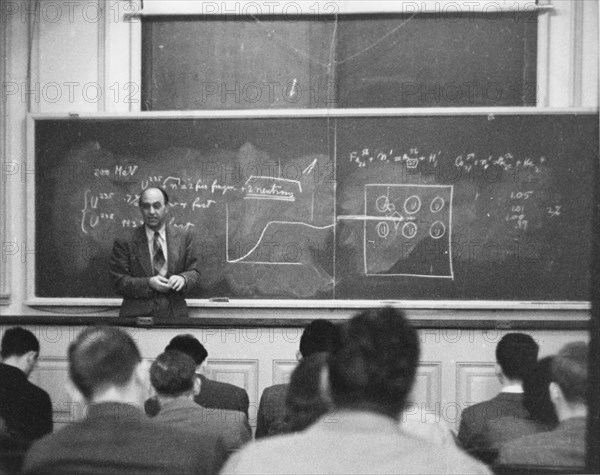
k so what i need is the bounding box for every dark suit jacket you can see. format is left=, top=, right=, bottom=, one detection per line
left=0, top=364, right=53, bottom=473
left=145, top=374, right=249, bottom=418
left=153, top=398, right=251, bottom=459
left=255, top=383, right=289, bottom=439
left=0, top=364, right=53, bottom=443
left=196, top=375, right=249, bottom=418
left=23, top=402, right=223, bottom=475
left=110, top=225, right=201, bottom=318
left=496, top=417, right=586, bottom=468
left=458, top=392, right=529, bottom=462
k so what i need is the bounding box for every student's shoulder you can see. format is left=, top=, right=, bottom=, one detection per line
left=25, top=379, right=51, bottom=401
left=261, top=383, right=288, bottom=399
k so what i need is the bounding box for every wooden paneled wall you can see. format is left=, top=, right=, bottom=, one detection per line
left=9, top=325, right=585, bottom=432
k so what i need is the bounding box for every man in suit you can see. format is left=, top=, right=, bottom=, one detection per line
left=255, top=319, right=341, bottom=438
left=150, top=350, right=251, bottom=463
left=0, top=327, right=53, bottom=473
left=110, top=187, right=201, bottom=319
left=497, top=341, right=588, bottom=468
left=145, top=334, right=250, bottom=419
left=458, top=333, right=539, bottom=463
left=23, top=326, right=223, bottom=475
left=222, top=307, right=490, bottom=474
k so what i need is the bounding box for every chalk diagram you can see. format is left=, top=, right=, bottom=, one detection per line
left=340, top=184, right=454, bottom=278
left=226, top=174, right=335, bottom=266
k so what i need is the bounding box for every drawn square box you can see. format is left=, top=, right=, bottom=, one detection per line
left=364, top=184, right=453, bottom=278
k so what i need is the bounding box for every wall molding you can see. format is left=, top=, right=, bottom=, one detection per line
left=455, top=362, right=502, bottom=412
left=205, top=358, right=259, bottom=411
left=272, top=359, right=297, bottom=386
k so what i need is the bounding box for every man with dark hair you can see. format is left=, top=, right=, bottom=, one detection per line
left=110, top=186, right=201, bottom=319
left=145, top=334, right=250, bottom=418
left=458, top=332, right=539, bottom=461
left=150, top=351, right=250, bottom=462
left=255, top=319, right=341, bottom=438
left=497, top=341, right=588, bottom=468
left=223, top=307, right=489, bottom=474
left=23, top=327, right=222, bottom=474
left=0, top=327, right=52, bottom=472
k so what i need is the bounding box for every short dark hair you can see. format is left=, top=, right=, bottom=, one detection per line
left=299, top=320, right=341, bottom=358
left=496, top=333, right=539, bottom=381
left=150, top=350, right=196, bottom=397
left=140, top=186, right=169, bottom=205
left=523, top=356, right=558, bottom=428
left=285, top=352, right=331, bottom=433
left=551, top=341, right=588, bottom=404
left=165, top=334, right=208, bottom=366
left=328, top=307, right=420, bottom=417
left=1, top=327, right=39, bottom=359
left=68, top=327, right=141, bottom=400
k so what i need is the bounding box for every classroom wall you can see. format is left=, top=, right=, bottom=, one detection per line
left=0, top=0, right=597, bottom=430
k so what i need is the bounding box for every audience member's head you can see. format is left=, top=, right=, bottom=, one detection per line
left=550, top=341, right=588, bottom=416
left=68, top=327, right=143, bottom=402
left=522, top=356, right=559, bottom=429
left=299, top=320, right=341, bottom=359
left=1, top=327, right=40, bottom=377
left=165, top=334, right=208, bottom=367
left=328, top=307, right=419, bottom=419
left=285, top=352, right=332, bottom=433
left=495, top=333, right=539, bottom=382
left=150, top=350, right=199, bottom=400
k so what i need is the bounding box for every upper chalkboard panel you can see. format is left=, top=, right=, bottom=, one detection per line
left=33, top=112, right=597, bottom=304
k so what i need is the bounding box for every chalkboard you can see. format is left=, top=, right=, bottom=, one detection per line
left=33, top=112, right=598, bottom=303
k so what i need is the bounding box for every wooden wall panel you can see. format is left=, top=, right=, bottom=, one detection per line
left=272, top=359, right=297, bottom=386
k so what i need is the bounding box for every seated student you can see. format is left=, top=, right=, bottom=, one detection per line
left=222, top=307, right=490, bottom=474
left=256, top=320, right=341, bottom=438
left=458, top=333, right=539, bottom=462
left=0, top=327, right=53, bottom=473
left=284, top=352, right=332, bottom=433
left=23, top=326, right=223, bottom=475
left=489, top=356, right=558, bottom=451
left=150, top=350, right=250, bottom=461
left=496, top=342, right=588, bottom=469
left=145, top=334, right=249, bottom=419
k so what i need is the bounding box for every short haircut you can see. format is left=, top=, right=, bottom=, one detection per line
left=68, top=327, right=141, bottom=400
left=1, top=327, right=39, bottom=359
left=140, top=186, right=169, bottom=205
left=522, top=356, right=558, bottom=428
left=328, top=307, right=420, bottom=417
left=551, top=341, right=588, bottom=404
left=299, top=320, right=341, bottom=358
left=285, top=352, right=331, bottom=433
left=495, top=333, right=539, bottom=381
left=150, top=350, right=196, bottom=397
left=165, top=334, right=208, bottom=366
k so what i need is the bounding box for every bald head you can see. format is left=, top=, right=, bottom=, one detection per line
left=139, top=187, right=169, bottom=230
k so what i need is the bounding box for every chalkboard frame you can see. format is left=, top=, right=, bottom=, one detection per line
left=26, top=108, right=597, bottom=312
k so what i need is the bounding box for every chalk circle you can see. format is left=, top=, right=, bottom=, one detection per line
left=375, top=194, right=395, bottom=213
left=430, top=221, right=446, bottom=239
left=376, top=221, right=390, bottom=239
left=404, top=195, right=421, bottom=214
left=430, top=196, right=445, bottom=213
left=402, top=222, right=418, bottom=239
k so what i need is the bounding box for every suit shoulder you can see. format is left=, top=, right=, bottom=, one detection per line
left=262, top=384, right=288, bottom=398
left=212, top=379, right=247, bottom=395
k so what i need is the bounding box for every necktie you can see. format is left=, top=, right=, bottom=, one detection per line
left=153, top=231, right=166, bottom=276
